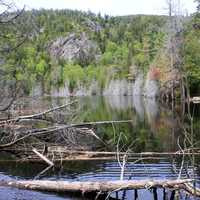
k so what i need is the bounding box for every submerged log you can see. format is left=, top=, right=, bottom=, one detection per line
left=1, top=179, right=200, bottom=197
left=3, top=148, right=200, bottom=156
left=1, top=148, right=200, bottom=163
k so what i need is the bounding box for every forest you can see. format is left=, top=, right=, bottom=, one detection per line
left=0, top=1, right=199, bottom=97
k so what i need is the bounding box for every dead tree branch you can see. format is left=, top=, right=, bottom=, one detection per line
left=32, top=148, right=54, bottom=166
left=0, top=100, right=78, bottom=124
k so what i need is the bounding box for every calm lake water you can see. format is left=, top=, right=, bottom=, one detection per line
left=0, top=95, right=200, bottom=200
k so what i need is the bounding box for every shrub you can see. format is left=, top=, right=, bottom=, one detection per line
left=148, top=67, right=160, bottom=80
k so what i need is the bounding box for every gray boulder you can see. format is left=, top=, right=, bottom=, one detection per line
left=49, top=33, right=100, bottom=65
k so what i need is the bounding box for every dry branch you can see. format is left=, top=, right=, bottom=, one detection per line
left=0, top=6, right=25, bottom=24
left=0, top=120, right=132, bottom=148
left=32, top=148, right=54, bottom=166
left=0, top=100, right=77, bottom=125
left=1, top=179, right=200, bottom=197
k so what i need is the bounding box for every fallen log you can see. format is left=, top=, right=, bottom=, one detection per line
left=43, top=149, right=200, bottom=156
left=1, top=148, right=200, bottom=164
left=3, top=148, right=200, bottom=157
left=1, top=179, right=200, bottom=197
left=0, top=156, right=166, bottom=163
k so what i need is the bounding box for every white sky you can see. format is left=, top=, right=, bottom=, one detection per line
left=16, top=0, right=197, bottom=16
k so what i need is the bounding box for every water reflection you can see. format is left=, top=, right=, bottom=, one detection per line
left=104, top=95, right=132, bottom=111
left=0, top=95, right=192, bottom=152
left=0, top=95, right=200, bottom=200
left=132, top=96, right=145, bottom=121
left=2, top=95, right=187, bottom=152
left=69, top=96, right=183, bottom=152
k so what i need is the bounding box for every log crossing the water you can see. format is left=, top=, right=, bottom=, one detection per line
left=1, top=179, right=200, bottom=197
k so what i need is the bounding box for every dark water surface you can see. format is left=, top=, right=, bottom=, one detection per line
left=0, top=96, right=200, bottom=200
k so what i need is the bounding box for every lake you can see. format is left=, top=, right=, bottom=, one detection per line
left=0, top=95, right=199, bottom=200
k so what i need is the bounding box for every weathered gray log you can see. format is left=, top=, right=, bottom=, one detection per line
left=1, top=148, right=200, bottom=163
left=3, top=148, right=200, bottom=156
left=2, top=179, right=200, bottom=197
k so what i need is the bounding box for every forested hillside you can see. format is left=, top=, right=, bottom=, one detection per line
left=183, top=2, right=200, bottom=95
left=1, top=6, right=199, bottom=96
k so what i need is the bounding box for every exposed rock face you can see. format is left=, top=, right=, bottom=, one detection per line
left=49, top=33, right=100, bottom=65
left=50, top=83, right=70, bottom=97
left=132, top=72, right=160, bottom=98
left=83, top=19, right=102, bottom=32
left=132, top=95, right=145, bottom=120
left=144, top=79, right=160, bottom=98
left=38, top=76, right=161, bottom=98
left=49, top=79, right=133, bottom=97
left=133, top=73, right=144, bottom=96
left=50, top=81, right=101, bottom=97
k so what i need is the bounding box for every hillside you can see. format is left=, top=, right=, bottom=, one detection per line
left=1, top=8, right=199, bottom=97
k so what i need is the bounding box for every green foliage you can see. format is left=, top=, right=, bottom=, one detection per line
left=63, top=64, right=85, bottom=92
left=36, top=59, right=47, bottom=76
left=100, top=41, right=129, bottom=66
left=96, top=66, right=108, bottom=90
left=1, top=9, right=171, bottom=94
left=85, top=65, right=97, bottom=81
left=3, top=8, right=200, bottom=95
left=183, top=11, right=200, bottom=94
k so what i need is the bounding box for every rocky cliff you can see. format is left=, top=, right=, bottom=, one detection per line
left=46, top=75, right=160, bottom=98
left=46, top=31, right=161, bottom=98
left=49, top=32, right=101, bottom=65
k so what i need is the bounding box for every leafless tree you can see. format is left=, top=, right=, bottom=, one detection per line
left=161, top=0, right=189, bottom=103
